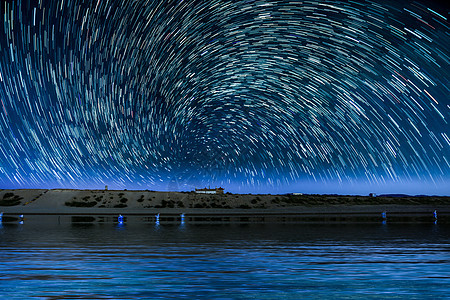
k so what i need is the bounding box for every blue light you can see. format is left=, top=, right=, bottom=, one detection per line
left=118, top=214, right=124, bottom=224
left=180, top=213, right=185, bottom=225
left=155, top=213, right=160, bottom=226
left=381, top=211, right=387, bottom=220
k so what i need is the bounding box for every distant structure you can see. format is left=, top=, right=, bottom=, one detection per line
left=195, top=187, right=224, bottom=194
left=369, top=193, right=376, bottom=197
left=292, top=193, right=303, bottom=195
left=105, top=185, right=108, bottom=190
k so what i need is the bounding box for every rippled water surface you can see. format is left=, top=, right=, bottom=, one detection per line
left=0, top=219, right=449, bottom=299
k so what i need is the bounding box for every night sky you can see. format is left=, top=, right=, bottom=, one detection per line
left=0, top=0, right=448, bottom=195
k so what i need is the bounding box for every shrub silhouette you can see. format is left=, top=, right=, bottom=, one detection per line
left=65, top=201, right=97, bottom=207
left=0, top=193, right=23, bottom=206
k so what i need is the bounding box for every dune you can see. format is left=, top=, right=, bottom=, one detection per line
left=0, top=189, right=448, bottom=223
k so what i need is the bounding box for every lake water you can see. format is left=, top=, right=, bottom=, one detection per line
left=0, top=218, right=449, bottom=299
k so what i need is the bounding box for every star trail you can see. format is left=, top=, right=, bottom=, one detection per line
left=0, top=0, right=448, bottom=194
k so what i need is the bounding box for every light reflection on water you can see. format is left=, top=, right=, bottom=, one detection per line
left=0, top=220, right=449, bottom=299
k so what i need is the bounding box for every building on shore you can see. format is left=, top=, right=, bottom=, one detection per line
left=195, top=187, right=224, bottom=194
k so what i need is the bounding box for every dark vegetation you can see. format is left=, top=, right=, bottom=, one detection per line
left=280, top=195, right=450, bottom=206
left=155, top=200, right=185, bottom=208
left=189, top=198, right=232, bottom=209
left=65, top=195, right=97, bottom=207
left=65, top=200, right=97, bottom=207
left=9, top=189, right=445, bottom=210
left=0, top=193, right=23, bottom=206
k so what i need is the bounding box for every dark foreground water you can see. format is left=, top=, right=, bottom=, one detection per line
left=0, top=219, right=449, bottom=299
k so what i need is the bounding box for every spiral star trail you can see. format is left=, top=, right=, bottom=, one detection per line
left=0, top=0, right=448, bottom=194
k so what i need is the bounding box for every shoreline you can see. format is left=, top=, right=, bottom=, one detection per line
left=1, top=189, right=448, bottom=223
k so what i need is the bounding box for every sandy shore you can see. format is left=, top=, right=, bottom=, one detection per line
left=0, top=189, right=448, bottom=222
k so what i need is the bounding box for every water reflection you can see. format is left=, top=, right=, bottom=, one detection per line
left=115, top=223, right=126, bottom=230
left=0, top=221, right=448, bottom=299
